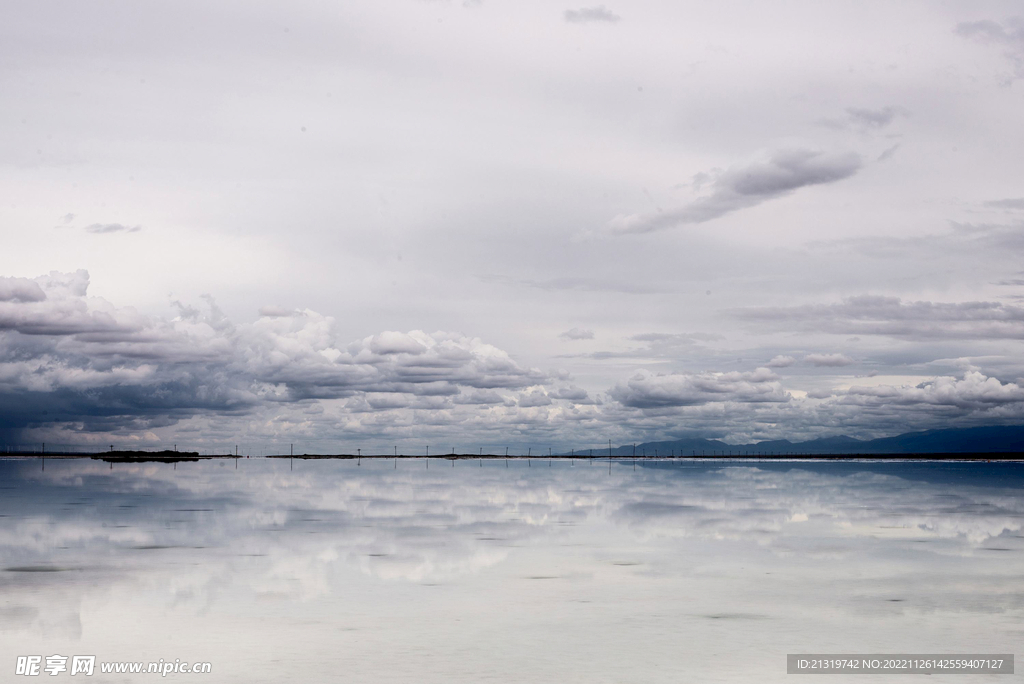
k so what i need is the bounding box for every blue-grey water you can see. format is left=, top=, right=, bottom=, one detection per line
left=1, top=457, right=1022, bottom=682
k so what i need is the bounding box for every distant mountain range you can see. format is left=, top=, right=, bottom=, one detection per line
left=568, top=425, right=1024, bottom=456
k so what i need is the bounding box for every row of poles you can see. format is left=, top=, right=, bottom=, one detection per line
left=9, top=442, right=799, bottom=459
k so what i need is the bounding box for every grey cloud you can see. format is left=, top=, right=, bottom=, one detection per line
left=609, top=368, right=789, bottom=409
left=559, top=327, right=594, bottom=340
left=736, top=295, right=1024, bottom=340
left=821, top=107, right=905, bottom=130
left=554, top=385, right=591, bottom=402
left=454, top=389, right=506, bottom=405
left=559, top=331, right=724, bottom=364
left=8, top=272, right=1024, bottom=450
left=479, top=274, right=669, bottom=295
left=805, top=353, right=855, bottom=367
left=0, top=271, right=553, bottom=443
left=610, top=149, right=862, bottom=234
left=835, top=371, right=1024, bottom=412
left=0, top=271, right=144, bottom=336
left=83, top=223, right=141, bottom=234
left=766, top=355, right=795, bottom=368
left=630, top=332, right=723, bottom=344
left=517, top=389, right=552, bottom=407
left=564, top=6, right=620, bottom=23
left=986, top=198, right=1024, bottom=210
left=877, top=144, right=900, bottom=162
left=845, top=106, right=903, bottom=128
left=560, top=332, right=722, bottom=362
left=0, top=277, right=46, bottom=303
left=956, top=17, right=1024, bottom=79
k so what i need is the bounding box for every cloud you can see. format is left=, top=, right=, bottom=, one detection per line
left=956, top=17, right=1024, bottom=79
left=845, top=106, right=903, bottom=128
left=83, top=223, right=142, bottom=234
left=609, top=368, right=789, bottom=409
left=258, top=305, right=297, bottom=317
left=805, top=353, right=855, bottom=367
left=517, top=388, right=553, bottom=407
left=559, top=327, right=594, bottom=340
left=986, top=198, right=1024, bottom=210
left=564, top=6, right=620, bottom=23
left=0, top=271, right=553, bottom=443
left=0, top=277, right=46, bottom=304
left=5, top=273, right=1024, bottom=450
left=479, top=274, right=668, bottom=295
left=0, top=270, right=146, bottom=336
left=836, top=371, right=1024, bottom=412
left=821, top=106, right=905, bottom=131
left=736, top=295, right=1024, bottom=340
left=877, top=144, right=900, bottom=162
left=610, top=149, right=862, bottom=234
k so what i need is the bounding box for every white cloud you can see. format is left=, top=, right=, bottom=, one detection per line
left=83, top=223, right=141, bottom=234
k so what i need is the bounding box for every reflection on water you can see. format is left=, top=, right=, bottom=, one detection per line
left=1, top=458, right=1022, bottom=682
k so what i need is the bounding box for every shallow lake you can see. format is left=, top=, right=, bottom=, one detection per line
left=1, top=457, right=1022, bottom=682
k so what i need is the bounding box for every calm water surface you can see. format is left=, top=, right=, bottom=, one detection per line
left=1, top=458, right=1022, bottom=682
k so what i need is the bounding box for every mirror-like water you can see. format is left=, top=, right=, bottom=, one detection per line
left=1, top=458, right=1022, bottom=682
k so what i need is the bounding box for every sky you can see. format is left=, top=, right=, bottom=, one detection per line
left=2, top=0, right=1024, bottom=453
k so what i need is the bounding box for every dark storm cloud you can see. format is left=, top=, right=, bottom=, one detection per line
left=736, top=295, right=1024, bottom=340
left=0, top=271, right=548, bottom=441
left=6, top=271, right=1024, bottom=449
left=564, top=6, right=620, bottom=23
left=83, top=223, right=141, bottom=234
left=610, top=149, right=862, bottom=234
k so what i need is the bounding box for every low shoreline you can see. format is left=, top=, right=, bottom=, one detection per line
left=2, top=450, right=1023, bottom=462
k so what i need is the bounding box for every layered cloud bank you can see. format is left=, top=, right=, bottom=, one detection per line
left=3, top=271, right=1024, bottom=451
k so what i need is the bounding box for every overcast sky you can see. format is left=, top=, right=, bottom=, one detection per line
left=2, top=0, right=1024, bottom=452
